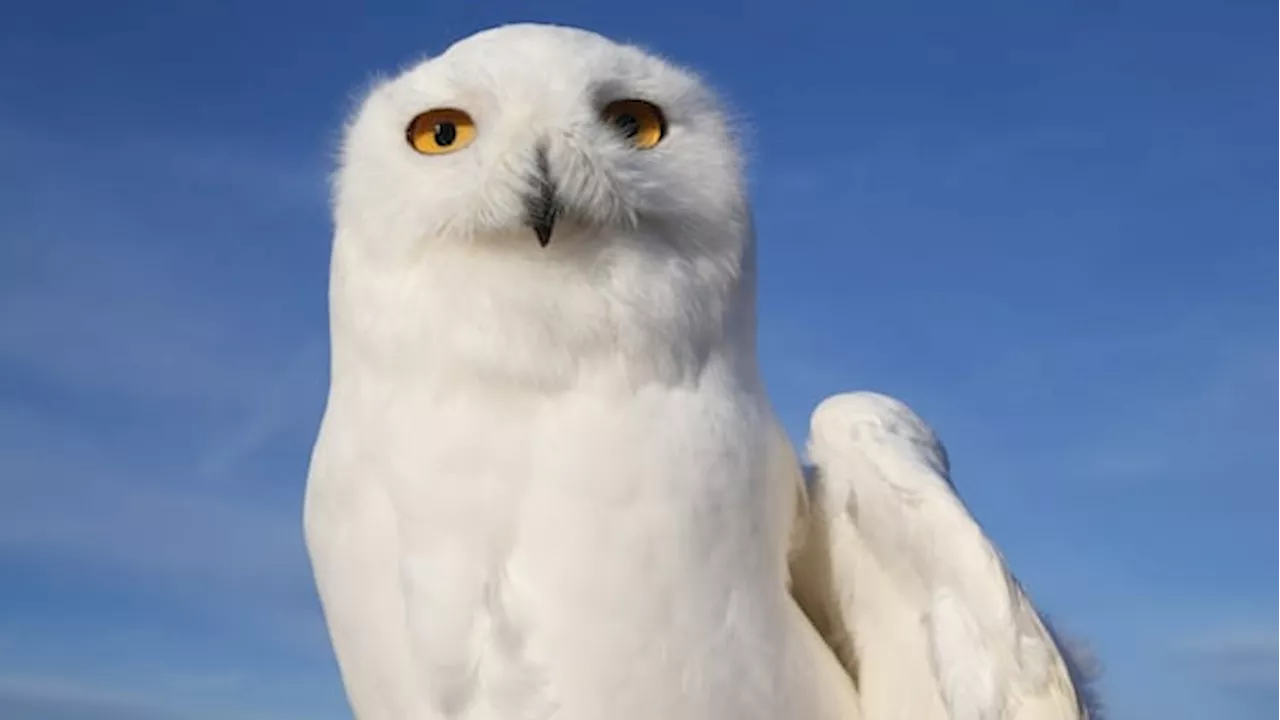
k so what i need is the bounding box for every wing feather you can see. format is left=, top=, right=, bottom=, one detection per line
left=787, top=392, right=1098, bottom=720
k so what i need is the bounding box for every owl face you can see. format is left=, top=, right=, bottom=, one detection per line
left=330, top=25, right=757, bottom=388
left=335, top=24, right=748, bottom=261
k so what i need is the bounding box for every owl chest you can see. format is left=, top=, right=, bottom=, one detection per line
left=376, top=390, right=788, bottom=718
left=375, top=385, right=768, bottom=550
left=316, top=372, right=796, bottom=718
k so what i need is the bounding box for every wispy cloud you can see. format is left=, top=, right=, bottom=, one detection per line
left=1174, top=624, right=1280, bottom=690
left=0, top=116, right=339, bottom=711
left=1058, top=322, right=1275, bottom=486
left=194, top=338, right=328, bottom=484
left=0, top=671, right=334, bottom=720
left=0, top=674, right=192, bottom=720
left=0, top=427, right=307, bottom=597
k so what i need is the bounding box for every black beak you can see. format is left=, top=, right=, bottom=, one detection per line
left=525, top=146, right=559, bottom=247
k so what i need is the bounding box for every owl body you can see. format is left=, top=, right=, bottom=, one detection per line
left=305, top=23, right=860, bottom=720
left=307, top=344, right=857, bottom=720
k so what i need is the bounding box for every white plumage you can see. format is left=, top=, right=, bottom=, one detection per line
left=792, top=393, right=1100, bottom=719
left=304, top=22, right=1098, bottom=720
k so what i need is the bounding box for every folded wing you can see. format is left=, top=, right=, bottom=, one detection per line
left=787, top=392, right=1098, bottom=720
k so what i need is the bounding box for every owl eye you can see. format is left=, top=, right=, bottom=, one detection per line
left=406, top=108, right=477, bottom=155
left=601, top=99, right=666, bottom=150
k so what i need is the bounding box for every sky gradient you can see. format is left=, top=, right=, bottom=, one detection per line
left=0, top=1, right=1275, bottom=718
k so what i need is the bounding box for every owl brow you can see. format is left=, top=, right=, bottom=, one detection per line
left=589, top=74, right=660, bottom=106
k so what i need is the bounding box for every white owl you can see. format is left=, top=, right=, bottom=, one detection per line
left=304, top=22, right=1099, bottom=720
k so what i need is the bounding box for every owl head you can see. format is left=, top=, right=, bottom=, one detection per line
left=329, top=24, right=757, bottom=389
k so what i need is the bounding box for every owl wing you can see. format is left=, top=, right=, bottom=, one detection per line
left=786, top=392, right=1098, bottom=720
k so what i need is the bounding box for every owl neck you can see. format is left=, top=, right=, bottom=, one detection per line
left=327, top=230, right=760, bottom=399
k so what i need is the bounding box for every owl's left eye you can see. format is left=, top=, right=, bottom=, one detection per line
left=601, top=99, right=666, bottom=150
left=406, top=108, right=477, bottom=155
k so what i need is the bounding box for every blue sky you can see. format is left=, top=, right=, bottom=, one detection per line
left=0, top=0, right=1273, bottom=718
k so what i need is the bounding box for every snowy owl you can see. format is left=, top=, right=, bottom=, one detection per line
left=304, top=23, right=1097, bottom=720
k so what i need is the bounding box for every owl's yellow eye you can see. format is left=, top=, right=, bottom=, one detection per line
left=406, top=108, right=477, bottom=155
left=601, top=99, right=666, bottom=150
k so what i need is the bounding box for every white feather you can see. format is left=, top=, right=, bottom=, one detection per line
left=791, top=391, right=1097, bottom=719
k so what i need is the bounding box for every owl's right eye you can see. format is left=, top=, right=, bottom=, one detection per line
left=406, top=109, right=477, bottom=155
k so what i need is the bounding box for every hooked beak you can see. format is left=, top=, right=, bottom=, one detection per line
left=525, top=145, right=559, bottom=247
